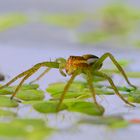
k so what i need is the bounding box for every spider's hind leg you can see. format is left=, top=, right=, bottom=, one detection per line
left=95, top=71, right=135, bottom=107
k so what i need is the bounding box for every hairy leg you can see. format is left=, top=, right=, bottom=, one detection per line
left=30, top=68, right=51, bottom=84
left=10, top=72, right=33, bottom=99
left=0, top=68, right=33, bottom=89
left=86, top=70, right=99, bottom=105
left=93, top=53, right=136, bottom=89
left=56, top=71, right=78, bottom=111
left=0, top=61, right=59, bottom=89
left=95, top=71, right=135, bottom=107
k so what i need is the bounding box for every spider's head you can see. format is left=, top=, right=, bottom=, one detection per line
left=82, top=54, right=102, bottom=70
left=56, top=58, right=67, bottom=77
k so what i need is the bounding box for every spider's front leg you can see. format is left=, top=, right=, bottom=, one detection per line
left=30, top=58, right=67, bottom=84
left=95, top=71, right=135, bottom=107
left=93, top=53, right=136, bottom=89
left=0, top=61, right=59, bottom=99
left=56, top=71, right=78, bottom=112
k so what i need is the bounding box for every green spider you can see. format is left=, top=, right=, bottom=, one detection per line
left=0, top=53, right=136, bottom=111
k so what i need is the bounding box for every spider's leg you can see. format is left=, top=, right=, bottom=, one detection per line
left=30, top=68, right=51, bottom=84
left=10, top=62, right=59, bottom=99
left=0, top=61, right=59, bottom=89
left=10, top=72, right=33, bottom=99
left=0, top=68, right=34, bottom=89
left=86, top=70, right=99, bottom=106
left=95, top=71, right=135, bottom=107
left=94, top=53, right=136, bottom=89
left=56, top=71, right=78, bottom=111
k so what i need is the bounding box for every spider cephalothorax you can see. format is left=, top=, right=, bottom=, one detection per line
left=0, top=53, right=136, bottom=111
left=65, top=54, right=102, bottom=75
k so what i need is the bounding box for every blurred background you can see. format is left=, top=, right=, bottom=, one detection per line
left=0, top=0, right=140, bottom=48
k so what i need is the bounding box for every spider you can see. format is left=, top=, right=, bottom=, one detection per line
left=0, top=53, right=136, bottom=111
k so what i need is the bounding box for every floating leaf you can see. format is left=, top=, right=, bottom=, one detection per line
left=16, top=89, right=44, bottom=101
left=0, top=84, right=40, bottom=95
left=0, top=96, right=18, bottom=107
left=41, top=13, right=86, bottom=28
left=99, top=4, right=140, bottom=35
left=78, top=115, right=128, bottom=128
left=33, top=101, right=67, bottom=113
left=65, top=100, right=104, bottom=116
left=79, top=31, right=109, bottom=44
left=47, top=81, right=114, bottom=100
left=0, top=86, right=14, bottom=95
left=0, top=118, right=53, bottom=139
left=17, top=84, right=39, bottom=90
left=46, top=82, right=87, bottom=99
left=0, top=14, right=27, bottom=31
left=127, top=90, right=140, bottom=103
left=107, top=85, right=136, bottom=93
left=0, top=109, right=16, bottom=117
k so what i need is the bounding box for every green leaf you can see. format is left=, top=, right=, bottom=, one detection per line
left=17, top=84, right=39, bottom=90
left=33, top=101, right=67, bottom=113
left=79, top=31, right=109, bottom=44
left=127, top=90, right=140, bottom=103
left=16, top=89, right=45, bottom=101
left=0, top=14, right=27, bottom=31
left=78, top=115, right=128, bottom=128
left=0, top=84, right=39, bottom=95
left=0, top=109, right=16, bottom=117
left=47, top=81, right=114, bottom=100
left=0, top=96, right=18, bottom=107
left=41, top=13, right=86, bottom=28
left=65, top=100, right=104, bottom=116
left=99, top=4, right=140, bottom=35
left=46, top=82, right=87, bottom=98
left=0, top=118, right=53, bottom=139
left=0, top=86, right=14, bottom=95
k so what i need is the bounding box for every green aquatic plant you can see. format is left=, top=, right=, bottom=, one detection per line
left=79, top=3, right=140, bottom=44
left=33, top=100, right=104, bottom=116
left=0, top=118, right=54, bottom=140
left=65, top=100, right=104, bottom=116
left=41, top=13, right=86, bottom=28
left=0, top=14, right=27, bottom=31
left=100, top=3, right=140, bottom=34
left=46, top=81, right=114, bottom=100
left=0, top=109, right=16, bottom=117
left=79, top=31, right=110, bottom=44
left=16, top=89, right=44, bottom=101
left=0, top=96, right=18, bottom=107
left=33, top=101, right=67, bottom=114
left=78, top=115, right=129, bottom=128
left=127, top=89, right=140, bottom=103
left=0, top=84, right=44, bottom=101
